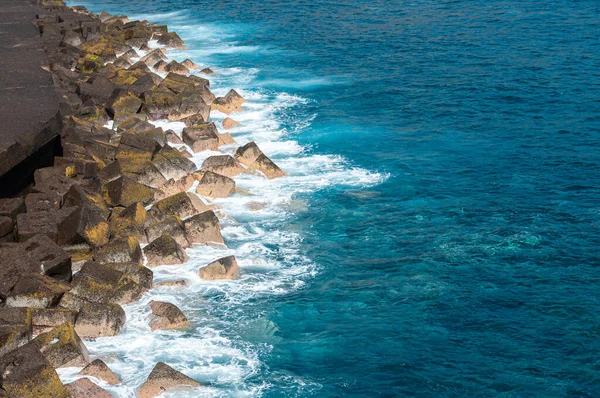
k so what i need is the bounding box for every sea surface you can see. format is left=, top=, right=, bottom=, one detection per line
left=64, top=0, right=600, bottom=396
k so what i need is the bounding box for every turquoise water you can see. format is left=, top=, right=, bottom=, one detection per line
left=67, top=1, right=600, bottom=396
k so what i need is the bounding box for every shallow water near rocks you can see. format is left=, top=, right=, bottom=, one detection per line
left=65, top=0, right=600, bottom=396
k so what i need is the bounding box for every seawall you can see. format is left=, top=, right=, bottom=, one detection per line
left=0, top=0, right=61, bottom=197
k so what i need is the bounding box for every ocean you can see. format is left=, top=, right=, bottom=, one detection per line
left=64, top=0, right=600, bottom=396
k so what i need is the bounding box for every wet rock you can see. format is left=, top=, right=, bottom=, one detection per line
left=5, top=273, right=69, bottom=308
left=139, top=49, right=167, bottom=67
left=195, top=171, right=236, bottom=199
left=179, top=147, right=193, bottom=158
left=218, top=133, right=236, bottom=146
left=183, top=210, right=224, bottom=245
left=65, top=378, right=113, bottom=398
left=94, top=236, right=143, bottom=264
left=154, top=175, right=195, bottom=202
left=157, top=32, right=185, bottom=48
left=233, top=141, right=263, bottom=167
left=75, top=302, right=126, bottom=338
left=234, top=142, right=285, bottom=179
left=165, top=60, right=189, bottom=75
left=152, top=145, right=196, bottom=181
left=31, top=308, right=78, bottom=335
left=144, top=234, right=189, bottom=267
left=165, top=130, right=184, bottom=145
left=199, top=67, right=214, bottom=75
left=153, top=279, right=187, bottom=288
left=149, top=192, right=208, bottom=223
left=211, top=89, right=246, bottom=114
left=138, top=362, right=201, bottom=398
left=199, top=255, right=239, bottom=280
left=181, top=59, right=198, bottom=69
left=103, top=176, right=155, bottom=207
left=32, top=322, right=90, bottom=368
left=145, top=216, right=189, bottom=248
left=222, top=117, right=238, bottom=130
left=168, top=86, right=211, bottom=122
left=201, top=155, right=245, bottom=177
left=0, top=343, right=70, bottom=398
left=79, top=359, right=121, bottom=385
left=148, top=301, right=190, bottom=331
left=182, top=123, right=219, bottom=152
left=249, top=154, right=286, bottom=179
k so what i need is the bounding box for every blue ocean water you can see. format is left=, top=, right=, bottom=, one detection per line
left=66, top=0, right=600, bottom=396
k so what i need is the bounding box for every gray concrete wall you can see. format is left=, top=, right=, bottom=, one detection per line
left=0, top=0, right=61, bottom=195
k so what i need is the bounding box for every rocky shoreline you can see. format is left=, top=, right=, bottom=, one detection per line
left=0, top=1, right=285, bottom=397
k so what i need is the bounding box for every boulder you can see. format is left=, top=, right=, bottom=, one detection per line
left=57, top=206, right=110, bottom=248
left=103, top=176, right=155, bottom=207
left=100, top=160, right=167, bottom=189
left=165, top=130, right=184, bottom=145
left=233, top=141, right=263, bottom=167
left=109, top=91, right=143, bottom=124
left=182, top=123, right=219, bottom=152
left=0, top=216, right=13, bottom=240
left=94, top=236, right=143, bottom=264
left=31, top=308, right=78, bottom=335
left=148, top=301, right=190, bottom=331
left=5, top=273, right=69, bottom=308
left=138, top=362, right=201, bottom=398
left=218, top=133, right=236, bottom=146
left=180, top=113, right=206, bottom=127
left=69, top=262, right=146, bottom=305
left=199, top=256, right=239, bottom=280
left=0, top=343, right=70, bottom=398
left=211, top=89, right=246, bottom=114
left=77, top=75, right=116, bottom=104
left=149, top=192, right=208, bottom=223
left=234, top=142, right=286, bottom=179
left=165, top=60, right=189, bottom=75
left=109, top=202, right=147, bottom=242
left=145, top=216, right=189, bottom=248
left=199, top=67, right=214, bottom=75
left=156, top=32, right=185, bottom=48
left=153, top=59, right=168, bottom=72
left=168, top=86, right=211, bottom=122
left=24, top=192, right=61, bottom=213
left=0, top=235, right=72, bottom=297
left=16, top=207, right=78, bottom=243
left=79, top=359, right=120, bottom=385
left=181, top=59, right=198, bottom=69
left=152, top=145, right=196, bottom=181
left=201, top=155, right=245, bottom=177
left=144, top=234, right=189, bottom=267
left=222, top=117, right=238, bottom=130
left=195, top=171, right=235, bottom=199
left=32, top=322, right=90, bottom=368
left=153, top=280, right=187, bottom=288
left=183, top=211, right=224, bottom=245
left=54, top=157, right=99, bottom=178
left=249, top=154, right=286, bottom=179
left=0, top=197, right=25, bottom=221
left=65, top=378, right=113, bottom=398
left=0, top=308, right=32, bottom=357
left=75, top=303, right=126, bottom=338
left=154, top=175, right=195, bottom=202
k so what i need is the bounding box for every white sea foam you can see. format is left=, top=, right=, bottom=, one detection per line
left=60, top=7, right=387, bottom=397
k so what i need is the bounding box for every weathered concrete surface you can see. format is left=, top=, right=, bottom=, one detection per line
left=0, top=0, right=61, bottom=196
